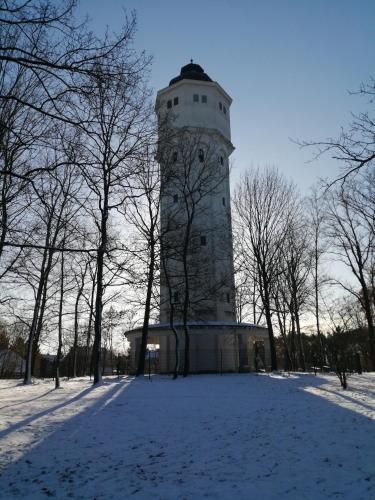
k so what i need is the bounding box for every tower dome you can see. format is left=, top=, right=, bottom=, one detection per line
left=169, top=62, right=212, bottom=86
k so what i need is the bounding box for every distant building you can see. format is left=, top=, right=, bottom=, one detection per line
left=0, top=350, right=25, bottom=377
left=127, top=62, right=270, bottom=373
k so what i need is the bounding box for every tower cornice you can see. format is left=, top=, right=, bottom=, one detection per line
left=156, top=79, right=232, bottom=109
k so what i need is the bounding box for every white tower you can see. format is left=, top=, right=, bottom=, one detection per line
left=156, top=62, right=236, bottom=323
left=126, top=63, right=270, bottom=374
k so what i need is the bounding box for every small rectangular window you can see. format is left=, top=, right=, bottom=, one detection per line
left=226, top=292, right=230, bottom=303
left=172, top=151, right=177, bottom=162
left=167, top=100, right=172, bottom=109
left=201, top=95, right=207, bottom=103
left=174, top=97, right=179, bottom=106
left=220, top=156, right=224, bottom=165
left=173, top=194, right=178, bottom=203
left=222, top=197, right=226, bottom=206
left=219, top=102, right=222, bottom=110
left=223, top=105, right=227, bottom=114
left=200, top=236, right=207, bottom=246
left=193, top=94, right=199, bottom=102
left=198, top=149, right=204, bottom=162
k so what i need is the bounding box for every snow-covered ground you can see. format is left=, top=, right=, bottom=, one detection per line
left=0, top=373, right=374, bottom=499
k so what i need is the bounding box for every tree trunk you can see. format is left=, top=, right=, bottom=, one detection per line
left=72, top=274, right=86, bottom=378
left=314, top=232, right=325, bottom=370
left=136, top=236, right=156, bottom=376
left=290, top=313, right=297, bottom=371
left=362, top=288, right=375, bottom=370
left=0, top=176, right=8, bottom=260
left=55, top=252, right=64, bottom=389
left=23, top=243, right=50, bottom=384
left=182, top=244, right=190, bottom=377
left=84, top=267, right=96, bottom=376
left=162, top=252, right=179, bottom=379
left=262, top=278, right=277, bottom=371
left=93, top=243, right=105, bottom=385
left=294, top=307, right=306, bottom=371
left=182, top=214, right=193, bottom=377
left=92, top=189, right=108, bottom=385
left=276, top=305, right=292, bottom=371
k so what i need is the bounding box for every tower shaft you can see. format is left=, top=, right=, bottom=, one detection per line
left=156, top=63, right=236, bottom=323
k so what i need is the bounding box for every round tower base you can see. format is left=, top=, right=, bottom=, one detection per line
left=126, top=321, right=271, bottom=375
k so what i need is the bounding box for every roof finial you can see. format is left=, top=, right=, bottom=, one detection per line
left=190, top=58, right=193, bottom=64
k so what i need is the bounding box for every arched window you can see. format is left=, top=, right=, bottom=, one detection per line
left=198, top=149, right=204, bottom=162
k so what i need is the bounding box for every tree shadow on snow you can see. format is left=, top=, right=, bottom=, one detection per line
left=0, top=378, right=129, bottom=440
left=0, top=374, right=374, bottom=499
left=0, top=388, right=56, bottom=412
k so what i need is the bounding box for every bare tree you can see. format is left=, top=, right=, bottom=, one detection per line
left=19, top=164, right=80, bottom=384
left=0, top=59, right=46, bottom=274
left=75, top=37, right=152, bottom=385
left=233, top=223, right=264, bottom=325
left=234, top=167, right=300, bottom=371
left=0, top=2, right=144, bottom=129
left=307, top=186, right=327, bottom=368
left=71, top=257, right=89, bottom=378
left=300, top=77, right=375, bottom=184
left=279, top=214, right=314, bottom=371
left=323, top=175, right=375, bottom=369
left=121, top=148, right=161, bottom=376
left=55, top=233, right=66, bottom=389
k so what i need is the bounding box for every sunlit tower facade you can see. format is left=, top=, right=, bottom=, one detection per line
left=156, top=62, right=236, bottom=323
left=127, top=62, right=270, bottom=373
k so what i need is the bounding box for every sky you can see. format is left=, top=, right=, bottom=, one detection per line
left=79, top=0, right=374, bottom=194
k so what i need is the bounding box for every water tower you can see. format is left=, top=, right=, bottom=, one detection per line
left=127, top=63, right=270, bottom=373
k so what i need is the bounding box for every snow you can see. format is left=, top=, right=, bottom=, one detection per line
left=0, top=373, right=374, bottom=499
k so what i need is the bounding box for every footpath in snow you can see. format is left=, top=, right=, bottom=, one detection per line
left=0, top=373, right=374, bottom=499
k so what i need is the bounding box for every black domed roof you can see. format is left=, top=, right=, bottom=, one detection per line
left=169, top=62, right=212, bottom=86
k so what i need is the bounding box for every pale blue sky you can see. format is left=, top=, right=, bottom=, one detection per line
left=80, top=0, right=374, bottom=192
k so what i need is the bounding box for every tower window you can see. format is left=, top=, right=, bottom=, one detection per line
left=222, top=197, right=226, bottom=206
left=223, top=105, right=227, bottom=114
left=200, top=235, right=207, bottom=246
left=172, top=151, right=178, bottom=162
left=198, top=149, right=204, bottom=162
left=220, top=156, right=224, bottom=165
left=219, top=102, right=222, bottom=110
left=167, top=100, right=172, bottom=109
left=201, top=95, right=207, bottom=103
left=173, top=194, right=178, bottom=203
left=173, top=291, right=179, bottom=303
left=173, top=97, right=179, bottom=106
left=193, top=94, right=199, bottom=102
left=226, top=292, right=230, bottom=303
